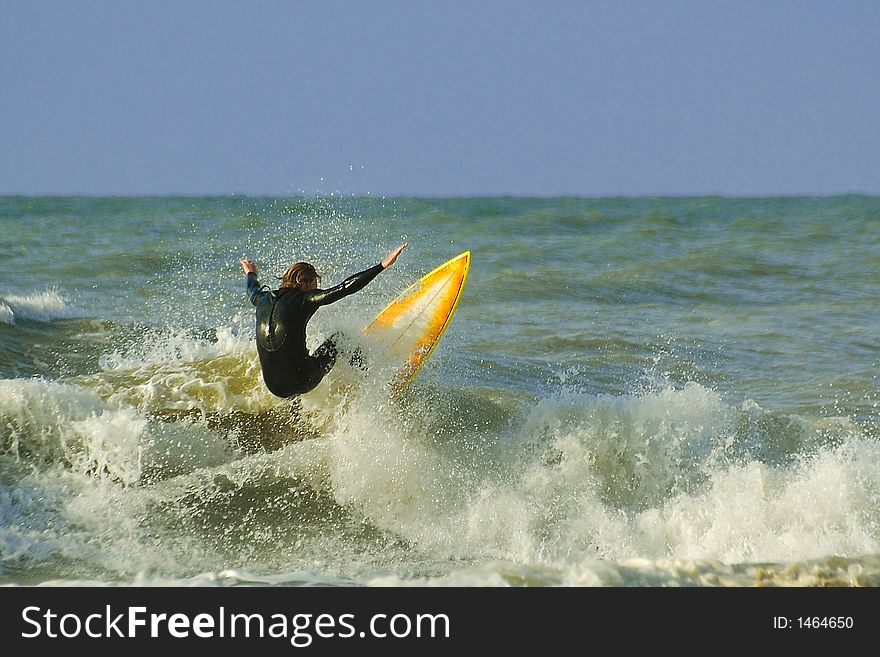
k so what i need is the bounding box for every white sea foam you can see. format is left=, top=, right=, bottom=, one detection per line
left=316, top=382, right=880, bottom=571
left=0, top=378, right=235, bottom=484
left=0, top=289, right=73, bottom=324
left=97, top=323, right=252, bottom=371
left=3, top=369, right=877, bottom=587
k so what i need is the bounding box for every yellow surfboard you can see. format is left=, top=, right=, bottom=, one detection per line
left=364, top=251, right=470, bottom=390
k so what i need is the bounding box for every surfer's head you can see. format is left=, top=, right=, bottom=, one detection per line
left=279, top=262, right=320, bottom=290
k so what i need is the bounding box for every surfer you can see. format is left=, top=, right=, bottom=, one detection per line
left=239, top=243, right=407, bottom=399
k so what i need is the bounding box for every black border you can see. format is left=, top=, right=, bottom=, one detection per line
left=1, top=585, right=875, bottom=652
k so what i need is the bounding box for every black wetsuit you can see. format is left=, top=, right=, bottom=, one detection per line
left=246, top=264, right=383, bottom=398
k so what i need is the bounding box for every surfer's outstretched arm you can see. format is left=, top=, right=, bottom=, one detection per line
left=240, top=258, right=262, bottom=305
left=308, top=264, right=384, bottom=306
left=308, top=243, right=408, bottom=307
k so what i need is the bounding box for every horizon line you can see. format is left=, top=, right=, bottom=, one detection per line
left=2, top=191, right=879, bottom=200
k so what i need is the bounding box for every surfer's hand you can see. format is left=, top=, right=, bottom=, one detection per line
left=382, top=243, right=407, bottom=268
left=240, top=258, right=257, bottom=275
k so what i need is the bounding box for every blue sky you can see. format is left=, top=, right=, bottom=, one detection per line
left=2, top=1, right=878, bottom=196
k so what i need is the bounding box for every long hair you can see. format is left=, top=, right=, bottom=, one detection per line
left=278, top=262, right=320, bottom=289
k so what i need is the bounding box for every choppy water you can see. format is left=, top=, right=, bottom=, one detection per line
left=1, top=195, right=879, bottom=587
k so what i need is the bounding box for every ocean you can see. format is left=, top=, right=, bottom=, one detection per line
left=1, top=195, right=879, bottom=588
